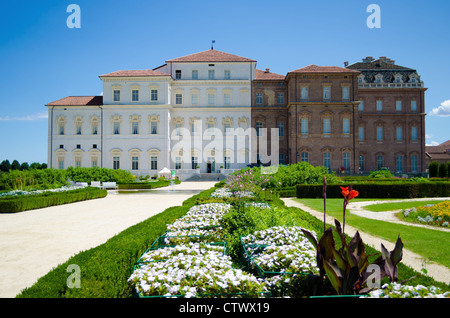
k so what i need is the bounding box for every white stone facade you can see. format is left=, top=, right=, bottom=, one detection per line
left=46, top=50, right=255, bottom=179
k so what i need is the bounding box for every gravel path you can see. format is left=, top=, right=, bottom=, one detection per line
left=282, top=198, right=450, bottom=285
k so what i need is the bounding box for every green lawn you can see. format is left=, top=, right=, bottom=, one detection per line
left=364, top=200, right=446, bottom=212
left=294, top=198, right=450, bottom=269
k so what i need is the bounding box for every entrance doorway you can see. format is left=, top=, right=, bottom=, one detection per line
left=207, top=157, right=215, bottom=173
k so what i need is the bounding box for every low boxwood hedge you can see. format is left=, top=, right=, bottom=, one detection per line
left=0, top=187, right=107, bottom=213
left=118, top=179, right=180, bottom=190
left=296, top=182, right=450, bottom=199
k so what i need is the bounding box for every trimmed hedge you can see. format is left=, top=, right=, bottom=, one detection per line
left=296, top=182, right=450, bottom=199
left=118, top=179, right=180, bottom=190
left=0, top=187, right=107, bottom=213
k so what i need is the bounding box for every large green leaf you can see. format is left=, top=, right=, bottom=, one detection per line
left=323, top=260, right=343, bottom=294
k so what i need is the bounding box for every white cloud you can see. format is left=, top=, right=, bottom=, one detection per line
left=426, top=141, right=439, bottom=146
left=0, top=111, right=48, bottom=121
left=429, top=100, right=450, bottom=117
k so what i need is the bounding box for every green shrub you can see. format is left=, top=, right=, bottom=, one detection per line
left=438, top=163, right=448, bottom=178
left=296, top=182, right=450, bottom=199
left=0, top=187, right=107, bottom=213
left=429, top=161, right=439, bottom=178
left=369, top=168, right=393, bottom=178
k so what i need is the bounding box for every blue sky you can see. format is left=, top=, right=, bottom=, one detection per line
left=0, top=0, right=449, bottom=164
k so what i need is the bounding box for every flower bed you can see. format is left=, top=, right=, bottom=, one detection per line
left=240, top=226, right=319, bottom=297
left=129, top=249, right=268, bottom=298
left=365, top=282, right=450, bottom=298
left=129, top=195, right=272, bottom=298
left=241, top=226, right=318, bottom=276
left=166, top=203, right=231, bottom=231
left=402, top=201, right=450, bottom=227
left=136, top=242, right=227, bottom=264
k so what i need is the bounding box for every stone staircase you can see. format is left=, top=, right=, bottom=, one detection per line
left=184, top=173, right=227, bottom=182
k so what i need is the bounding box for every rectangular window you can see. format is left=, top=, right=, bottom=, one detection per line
left=132, top=156, right=139, bottom=170
left=377, top=155, right=383, bottom=170
left=277, top=122, right=284, bottom=137
left=224, top=156, right=231, bottom=169
left=113, top=122, right=120, bottom=135
left=58, top=160, right=64, bottom=170
left=411, top=155, right=418, bottom=173
left=151, top=89, right=158, bottom=101
left=175, top=94, right=183, bottom=105
left=323, top=118, right=331, bottom=135
left=396, top=126, right=403, bottom=140
left=59, top=125, right=65, bottom=135
left=279, top=154, right=285, bottom=165
left=175, top=123, right=182, bottom=136
left=301, top=87, right=308, bottom=100
left=151, top=156, right=158, bottom=170
left=192, top=122, right=198, bottom=134
left=76, top=125, right=82, bottom=135
left=342, top=86, right=349, bottom=100
left=342, top=118, right=350, bottom=134
left=277, top=93, right=284, bottom=105
left=324, top=153, right=331, bottom=171
left=175, top=157, right=181, bottom=169
left=396, top=100, right=402, bottom=111
left=208, top=70, right=215, bottom=80
left=256, top=93, right=263, bottom=104
left=208, top=94, right=215, bottom=105
left=192, top=70, right=198, bottom=80
left=92, top=123, right=98, bottom=135
left=343, top=153, right=350, bottom=171
left=301, top=152, right=309, bottom=162
left=132, top=122, right=139, bottom=135
left=411, top=126, right=418, bottom=141
left=151, top=121, right=158, bottom=135
left=301, top=118, right=308, bottom=134
left=224, top=93, right=231, bottom=105
left=191, top=156, right=198, bottom=169
left=359, top=155, right=365, bottom=172
left=191, top=94, right=198, bottom=105
left=358, top=100, right=364, bottom=112
left=113, top=156, right=120, bottom=170
left=92, top=160, right=97, bottom=168
left=256, top=122, right=263, bottom=137
left=175, top=70, right=181, bottom=79
left=323, top=86, right=330, bottom=99
left=411, top=100, right=417, bottom=111
left=396, top=155, right=403, bottom=173
left=224, top=123, right=231, bottom=135
left=224, top=70, right=230, bottom=79
left=377, top=126, right=383, bottom=141
left=358, top=126, right=365, bottom=140
left=376, top=100, right=383, bottom=111
left=132, top=90, right=139, bottom=102
left=113, top=90, right=120, bottom=102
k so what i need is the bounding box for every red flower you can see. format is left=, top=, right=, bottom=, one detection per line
left=341, top=186, right=359, bottom=201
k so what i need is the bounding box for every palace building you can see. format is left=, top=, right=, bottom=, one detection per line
left=46, top=49, right=427, bottom=179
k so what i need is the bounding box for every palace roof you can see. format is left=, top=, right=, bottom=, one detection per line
left=46, top=96, right=103, bottom=106
left=99, top=69, right=170, bottom=77
left=289, top=64, right=360, bottom=74
left=166, top=49, right=256, bottom=63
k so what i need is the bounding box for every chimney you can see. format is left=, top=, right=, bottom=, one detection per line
left=344, top=61, right=349, bottom=67
left=265, top=68, right=270, bottom=73
left=362, top=56, right=374, bottom=63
